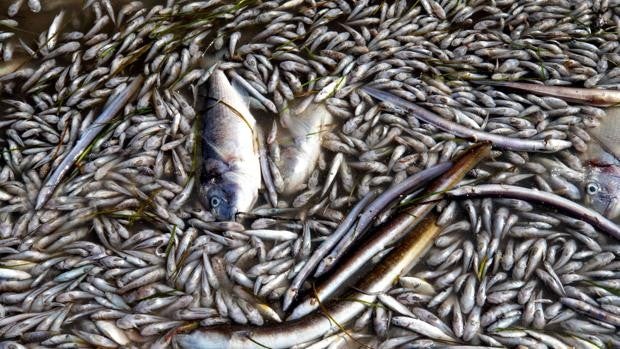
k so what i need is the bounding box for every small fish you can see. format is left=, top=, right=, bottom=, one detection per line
left=447, top=184, right=620, bottom=239
left=35, top=76, right=144, bottom=209
left=362, top=86, right=571, bottom=152
left=200, top=69, right=260, bottom=221
left=175, top=212, right=448, bottom=349
left=289, top=142, right=491, bottom=320
left=271, top=100, right=333, bottom=194
left=479, top=82, right=620, bottom=220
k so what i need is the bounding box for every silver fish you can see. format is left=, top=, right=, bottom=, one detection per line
left=271, top=100, right=333, bottom=194
left=35, top=76, right=144, bottom=209
left=200, top=69, right=260, bottom=220
left=583, top=165, right=620, bottom=220
left=587, top=107, right=620, bottom=162
left=580, top=106, right=620, bottom=220
left=447, top=184, right=620, bottom=240
left=474, top=80, right=620, bottom=107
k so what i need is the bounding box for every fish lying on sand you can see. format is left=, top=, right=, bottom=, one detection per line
left=199, top=69, right=260, bottom=221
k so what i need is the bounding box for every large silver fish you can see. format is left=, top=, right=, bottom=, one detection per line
left=583, top=164, right=620, bottom=220
left=200, top=69, right=260, bottom=221
left=587, top=107, right=620, bottom=164
left=583, top=107, right=620, bottom=220
left=271, top=101, right=333, bottom=195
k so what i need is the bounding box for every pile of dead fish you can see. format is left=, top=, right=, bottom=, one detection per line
left=1, top=0, right=620, bottom=348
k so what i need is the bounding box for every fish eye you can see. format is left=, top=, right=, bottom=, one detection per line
left=210, top=197, right=221, bottom=207
left=586, top=182, right=599, bottom=195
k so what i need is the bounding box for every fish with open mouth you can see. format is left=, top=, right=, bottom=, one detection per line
left=199, top=69, right=260, bottom=221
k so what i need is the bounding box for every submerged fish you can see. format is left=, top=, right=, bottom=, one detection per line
left=200, top=69, right=260, bottom=221
left=270, top=101, right=333, bottom=195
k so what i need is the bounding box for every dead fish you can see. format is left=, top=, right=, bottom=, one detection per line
left=200, top=69, right=260, bottom=221
left=587, top=107, right=620, bottom=164
left=479, top=82, right=620, bottom=220
left=289, top=142, right=492, bottom=320
left=271, top=100, right=333, bottom=194
left=175, top=212, right=448, bottom=349
left=362, top=87, right=571, bottom=152
left=583, top=165, right=620, bottom=220
left=580, top=108, right=620, bottom=220
left=475, top=80, right=620, bottom=107
left=36, top=76, right=144, bottom=209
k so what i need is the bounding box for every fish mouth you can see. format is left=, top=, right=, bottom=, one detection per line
left=212, top=205, right=238, bottom=222
left=227, top=207, right=239, bottom=221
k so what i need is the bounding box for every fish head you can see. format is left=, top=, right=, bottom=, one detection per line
left=201, top=180, right=241, bottom=221
left=200, top=167, right=257, bottom=221
left=583, top=164, right=620, bottom=220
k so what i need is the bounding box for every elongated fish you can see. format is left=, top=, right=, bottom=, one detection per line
left=477, top=81, right=620, bottom=220
left=271, top=101, right=333, bottom=194
left=474, top=80, right=620, bottom=107
left=36, top=75, right=144, bottom=209
left=175, top=212, right=447, bottom=349
left=362, top=87, right=571, bottom=152
left=288, top=142, right=491, bottom=320
left=200, top=70, right=260, bottom=221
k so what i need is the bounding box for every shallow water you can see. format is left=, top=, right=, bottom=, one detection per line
left=1, top=0, right=620, bottom=348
